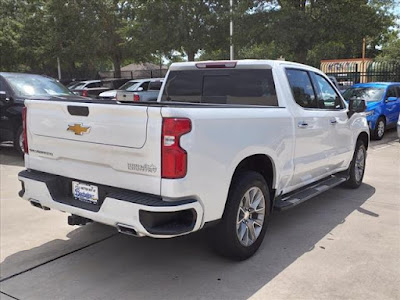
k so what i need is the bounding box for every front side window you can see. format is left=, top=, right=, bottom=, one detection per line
left=386, top=86, right=397, bottom=99
left=396, top=86, right=400, bottom=97
left=286, top=69, right=317, bottom=108
left=313, top=74, right=343, bottom=109
left=161, top=69, right=277, bottom=106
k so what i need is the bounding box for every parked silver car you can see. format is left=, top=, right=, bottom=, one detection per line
left=116, top=78, right=163, bottom=102
left=98, top=79, right=145, bottom=100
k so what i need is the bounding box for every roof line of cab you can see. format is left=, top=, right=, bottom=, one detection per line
left=168, top=59, right=323, bottom=74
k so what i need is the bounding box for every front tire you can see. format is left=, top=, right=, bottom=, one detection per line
left=344, top=140, right=366, bottom=189
left=210, top=171, right=270, bottom=260
left=372, top=117, right=385, bottom=140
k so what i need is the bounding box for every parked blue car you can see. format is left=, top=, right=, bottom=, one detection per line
left=343, top=82, right=400, bottom=139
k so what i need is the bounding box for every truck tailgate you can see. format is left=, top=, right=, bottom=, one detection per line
left=24, top=100, right=162, bottom=195
left=117, top=91, right=135, bottom=102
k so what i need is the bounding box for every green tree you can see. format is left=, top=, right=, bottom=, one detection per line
left=249, top=0, right=395, bottom=65
left=136, top=0, right=232, bottom=61
left=0, top=0, right=22, bottom=70
left=377, top=35, right=400, bottom=62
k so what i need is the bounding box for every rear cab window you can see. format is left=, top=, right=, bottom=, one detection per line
left=101, top=81, right=115, bottom=89
left=120, top=81, right=141, bottom=91
left=86, top=82, right=102, bottom=88
left=148, top=80, right=163, bottom=91
left=161, top=69, right=278, bottom=106
left=140, top=81, right=150, bottom=91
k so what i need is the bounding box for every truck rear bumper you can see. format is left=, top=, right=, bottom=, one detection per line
left=18, top=170, right=203, bottom=238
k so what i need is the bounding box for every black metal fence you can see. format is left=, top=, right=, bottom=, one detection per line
left=323, top=61, right=400, bottom=86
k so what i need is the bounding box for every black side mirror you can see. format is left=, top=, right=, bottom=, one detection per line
left=348, top=99, right=366, bottom=118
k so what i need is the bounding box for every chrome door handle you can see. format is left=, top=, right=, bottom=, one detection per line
left=330, top=118, right=337, bottom=125
left=298, top=121, right=308, bottom=128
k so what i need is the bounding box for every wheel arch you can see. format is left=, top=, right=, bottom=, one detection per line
left=228, top=154, right=276, bottom=210
left=357, top=131, right=369, bottom=149
left=376, top=114, right=386, bottom=126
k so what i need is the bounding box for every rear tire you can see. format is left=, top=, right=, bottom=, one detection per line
left=14, top=126, right=24, bottom=156
left=372, top=117, right=385, bottom=140
left=210, top=171, right=270, bottom=260
left=344, top=140, right=366, bottom=189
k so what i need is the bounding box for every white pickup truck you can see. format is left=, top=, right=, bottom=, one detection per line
left=18, top=60, right=369, bottom=260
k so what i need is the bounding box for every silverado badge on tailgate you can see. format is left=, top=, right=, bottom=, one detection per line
left=67, top=123, right=91, bottom=135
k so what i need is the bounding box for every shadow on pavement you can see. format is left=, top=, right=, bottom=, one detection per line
left=0, top=222, right=118, bottom=281
left=0, top=144, right=24, bottom=167
left=0, top=183, right=376, bottom=300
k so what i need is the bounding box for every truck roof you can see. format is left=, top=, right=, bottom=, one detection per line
left=129, top=77, right=164, bottom=82
left=169, top=59, right=321, bottom=73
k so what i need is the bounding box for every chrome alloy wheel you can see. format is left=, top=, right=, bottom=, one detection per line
left=377, top=120, right=385, bottom=138
left=236, top=187, right=266, bottom=247
left=355, top=147, right=365, bottom=182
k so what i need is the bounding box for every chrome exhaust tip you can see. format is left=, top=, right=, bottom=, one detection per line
left=30, top=199, right=50, bottom=210
left=116, top=223, right=141, bottom=237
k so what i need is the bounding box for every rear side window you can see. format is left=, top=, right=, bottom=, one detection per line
left=286, top=69, right=317, bottom=108
left=161, top=69, right=278, bottom=106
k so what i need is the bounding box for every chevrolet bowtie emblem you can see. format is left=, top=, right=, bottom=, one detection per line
left=67, top=123, right=91, bottom=135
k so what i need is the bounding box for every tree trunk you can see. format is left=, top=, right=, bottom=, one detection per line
left=112, top=55, right=122, bottom=78
left=187, top=50, right=196, bottom=61
left=295, top=48, right=308, bottom=64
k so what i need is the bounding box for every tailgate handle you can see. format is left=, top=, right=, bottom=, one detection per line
left=67, top=106, right=89, bottom=116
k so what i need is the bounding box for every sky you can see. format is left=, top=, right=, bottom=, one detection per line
left=393, top=1, right=400, bottom=25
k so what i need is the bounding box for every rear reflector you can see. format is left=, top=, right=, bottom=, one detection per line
left=134, top=94, right=140, bottom=101
left=162, top=118, right=191, bottom=179
left=196, top=61, right=237, bottom=69
left=22, top=106, right=28, bottom=154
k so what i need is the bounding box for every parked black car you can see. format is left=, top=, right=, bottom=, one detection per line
left=70, top=78, right=130, bottom=98
left=0, top=72, right=87, bottom=155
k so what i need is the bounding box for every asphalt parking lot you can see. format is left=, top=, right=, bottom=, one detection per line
left=0, top=130, right=399, bottom=300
